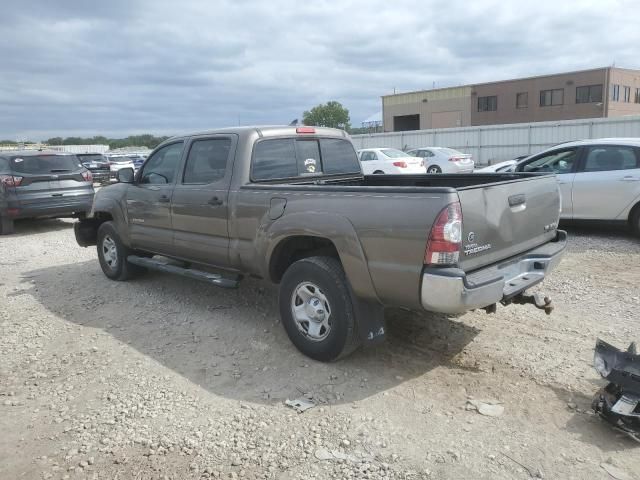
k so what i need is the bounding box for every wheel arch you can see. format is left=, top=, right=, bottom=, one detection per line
left=264, top=213, right=380, bottom=302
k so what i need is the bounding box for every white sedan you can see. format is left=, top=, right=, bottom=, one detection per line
left=406, top=147, right=474, bottom=173
left=475, top=159, right=518, bottom=173
left=357, top=148, right=426, bottom=175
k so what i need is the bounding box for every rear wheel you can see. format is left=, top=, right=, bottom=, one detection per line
left=373, top=170, right=384, bottom=174
left=427, top=165, right=442, bottom=174
left=0, top=216, right=14, bottom=235
left=279, top=256, right=360, bottom=362
left=97, top=221, right=145, bottom=280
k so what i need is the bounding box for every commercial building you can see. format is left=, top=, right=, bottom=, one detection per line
left=382, top=67, right=640, bottom=132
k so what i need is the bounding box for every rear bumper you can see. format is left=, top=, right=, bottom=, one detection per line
left=420, top=230, right=567, bottom=314
left=7, top=195, right=94, bottom=219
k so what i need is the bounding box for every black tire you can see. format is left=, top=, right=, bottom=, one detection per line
left=279, top=256, right=360, bottom=362
left=631, top=206, right=640, bottom=237
left=96, top=221, right=145, bottom=281
left=373, top=170, right=384, bottom=174
left=0, top=216, right=14, bottom=235
left=427, top=165, right=442, bottom=174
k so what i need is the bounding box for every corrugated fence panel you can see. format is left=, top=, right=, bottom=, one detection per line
left=352, top=115, right=640, bottom=165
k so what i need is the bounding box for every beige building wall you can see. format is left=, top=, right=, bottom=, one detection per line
left=382, top=86, right=472, bottom=131
left=607, top=68, right=640, bottom=117
left=471, top=68, right=608, bottom=126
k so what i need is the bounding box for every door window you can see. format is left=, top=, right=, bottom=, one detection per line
left=183, top=138, right=231, bottom=184
left=139, top=142, right=184, bottom=184
left=360, top=151, right=373, bottom=161
left=520, top=149, right=578, bottom=174
left=582, top=146, right=639, bottom=172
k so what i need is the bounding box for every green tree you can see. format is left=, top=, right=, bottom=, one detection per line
left=303, top=101, right=350, bottom=130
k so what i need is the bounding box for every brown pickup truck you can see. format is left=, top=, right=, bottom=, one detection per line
left=75, top=126, right=567, bottom=361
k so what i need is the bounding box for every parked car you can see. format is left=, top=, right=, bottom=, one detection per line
left=106, top=155, right=136, bottom=180
left=475, top=159, right=518, bottom=173
left=127, top=155, right=146, bottom=171
left=514, top=138, right=640, bottom=236
left=475, top=155, right=528, bottom=173
left=77, top=153, right=111, bottom=184
left=357, top=148, right=425, bottom=174
left=405, top=147, right=474, bottom=173
left=75, top=125, right=566, bottom=361
left=0, top=150, right=94, bottom=234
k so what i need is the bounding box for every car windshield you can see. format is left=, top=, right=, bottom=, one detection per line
left=9, top=154, right=82, bottom=174
left=380, top=149, right=409, bottom=158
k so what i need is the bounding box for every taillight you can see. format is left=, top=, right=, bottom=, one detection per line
left=296, top=127, right=316, bottom=134
left=82, top=170, right=93, bottom=182
left=0, top=174, right=23, bottom=187
left=424, top=202, right=463, bottom=265
left=393, top=161, right=408, bottom=168
left=449, top=157, right=460, bottom=162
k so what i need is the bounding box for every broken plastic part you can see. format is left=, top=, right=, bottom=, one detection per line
left=591, top=339, right=640, bottom=442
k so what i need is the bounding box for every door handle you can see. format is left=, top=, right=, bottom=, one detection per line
left=158, top=195, right=170, bottom=203
left=621, top=176, right=640, bottom=182
left=208, top=196, right=223, bottom=206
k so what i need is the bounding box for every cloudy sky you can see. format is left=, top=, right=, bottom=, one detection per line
left=0, top=0, right=637, bottom=140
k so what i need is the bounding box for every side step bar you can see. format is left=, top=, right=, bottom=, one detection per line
left=127, top=255, right=240, bottom=289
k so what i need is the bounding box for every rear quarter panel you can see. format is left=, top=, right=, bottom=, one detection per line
left=231, top=186, right=455, bottom=309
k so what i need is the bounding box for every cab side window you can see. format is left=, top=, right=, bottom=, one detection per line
left=140, top=142, right=184, bottom=184
left=183, top=138, right=231, bottom=184
left=582, top=146, right=639, bottom=172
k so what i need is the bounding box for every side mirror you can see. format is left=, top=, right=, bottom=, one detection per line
left=117, top=167, right=135, bottom=183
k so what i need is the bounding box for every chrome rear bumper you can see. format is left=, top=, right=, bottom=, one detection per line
left=421, top=230, right=567, bottom=314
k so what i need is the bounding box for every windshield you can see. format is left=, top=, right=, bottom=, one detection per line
left=380, top=149, right=410, bottom=158
left=9, top=154, right=82, bottom=174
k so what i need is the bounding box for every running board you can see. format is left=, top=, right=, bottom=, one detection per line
left=127, top=255, right=240, bottom=288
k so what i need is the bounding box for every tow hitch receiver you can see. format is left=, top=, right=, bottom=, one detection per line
left=503, top=292, right=553, bottom=315
left=591, top=339, right=640, bottom=443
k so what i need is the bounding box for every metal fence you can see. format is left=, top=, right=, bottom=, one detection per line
left=351, top=115, right=640, bottom=165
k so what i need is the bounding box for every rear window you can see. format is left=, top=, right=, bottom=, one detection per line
left=380, top=149, right=408, bottom=158
left=252, top=138, right=360, bottom=181
left=439, top=148, right=465, bottom=156
left=9, top=154, right=83, bottom=174
left=77, top=154, right=107, bottom=162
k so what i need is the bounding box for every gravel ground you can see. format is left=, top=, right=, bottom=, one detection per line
left=1, top=219, right=639, bottom=479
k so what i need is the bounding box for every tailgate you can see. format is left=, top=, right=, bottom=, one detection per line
left=457, top=174, right=560, bottom=272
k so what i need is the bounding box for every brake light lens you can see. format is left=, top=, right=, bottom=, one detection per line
left=393, top=161, right=408, bottom=168
left=425, top=202, right=463, bottom=265
left=0, top=174, right=23, bottom=187
left=81, top=170, right=93, bottom=182
left=296, top=127, right=316, bottom=134
left=449, top=157, right=460, bottom=162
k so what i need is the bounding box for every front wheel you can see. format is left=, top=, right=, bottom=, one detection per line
left=373, top=170, right=384, bottom=174
left=279, top=256, right=360, bottom=361
left=427, top=165, right=442, bottom=174
left=97, top=221, right=145, bottom=280
left=631, top=206, right=640, bottom=237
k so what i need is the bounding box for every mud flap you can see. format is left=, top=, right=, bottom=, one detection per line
left=352, top=296, right=386, bottom=345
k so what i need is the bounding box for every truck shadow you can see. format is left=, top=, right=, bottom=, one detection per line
left=22, top=260, right=480, bottom=406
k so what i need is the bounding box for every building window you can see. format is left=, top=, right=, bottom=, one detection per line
left=516, top=92, right=528, bottom=108
left=623, top=86, right=631, bottom=102
left=611, top=84, right=620, bottom=101
left=635, top=88, right=640, bottom=104
left=540, top=89, right=564, bottom=107
left=576, top=84, right=603, bottom=104
left=478, top=95, right=497, bottom=112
